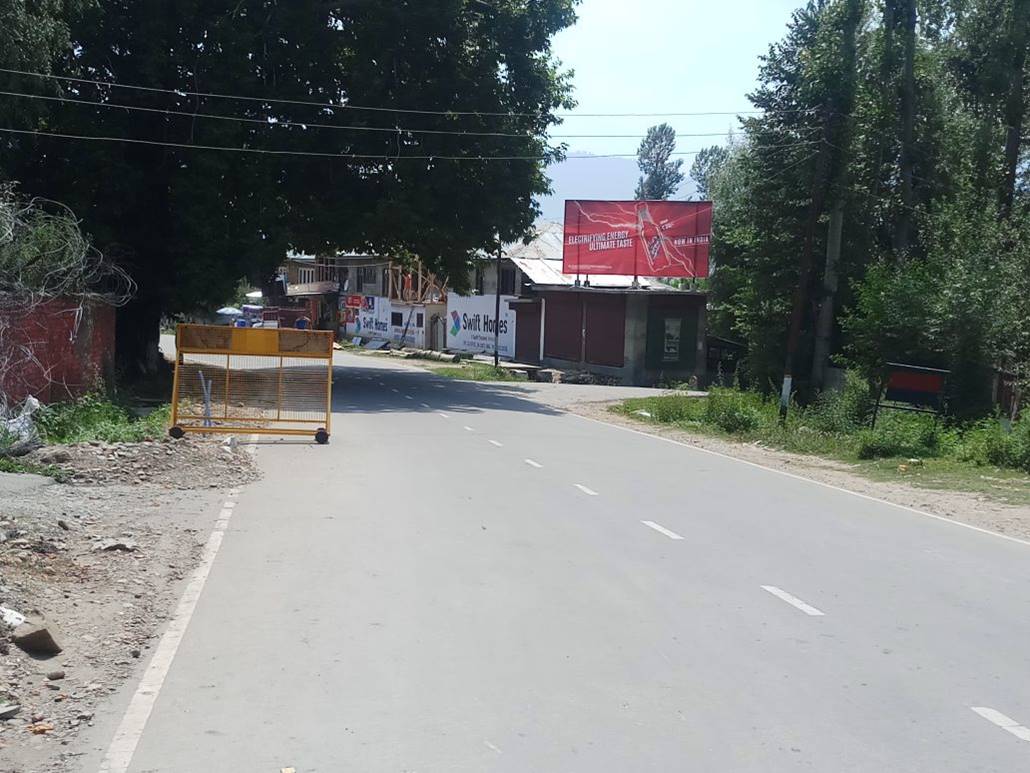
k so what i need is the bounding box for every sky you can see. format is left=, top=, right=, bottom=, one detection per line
left=549, top=0, right=806, bottom=158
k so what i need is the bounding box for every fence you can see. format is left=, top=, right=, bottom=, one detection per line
left=169, top=324, right=333, bottom=442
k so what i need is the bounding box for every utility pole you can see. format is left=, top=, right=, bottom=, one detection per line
left=493, top=244, right=502, bottom=369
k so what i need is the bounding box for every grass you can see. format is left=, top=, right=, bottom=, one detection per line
left=613, top=373, right=1030, bottom=505
left=0, top=456, right=70, bottom=482
left=33, top=394, right=171, bottom=444
left=433, top=362, right=528, bottom=382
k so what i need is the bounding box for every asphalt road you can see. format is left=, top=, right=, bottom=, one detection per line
left=84, top=351, right=1030, bottom=772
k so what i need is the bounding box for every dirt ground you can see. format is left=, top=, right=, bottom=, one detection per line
left=569, top=400, right=1030, bottom=542
left=0, top=437, right=258, bottom=773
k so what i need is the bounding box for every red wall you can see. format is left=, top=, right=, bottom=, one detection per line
left=0, top=298, right=115, bottom=404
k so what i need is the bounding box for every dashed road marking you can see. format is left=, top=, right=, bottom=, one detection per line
left=405, top=395, right=413, bottom=400
left=489, top=440, right=503, bottom=447
left=524, top=458, right=542, bottom=468
left=971, top=707, right=1030, bottom=743
left=574, top=484, right=598, bottom=496
left=391, top=388, right=399, bottom=393
left=641, top=520, right=684, bottom=540
left=420, top=402, right=430, bottom=408
left=761, top=585, right=825, bottom=616
left=463, top=425, right=475, bottom=432
left=438, top=412, right=450, bottom=419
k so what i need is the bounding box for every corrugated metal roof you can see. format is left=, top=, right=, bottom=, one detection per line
left=507, top=221, right=670, bottom=290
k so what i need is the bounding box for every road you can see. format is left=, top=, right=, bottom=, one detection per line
left=83, top=350, right=1030, bottom=772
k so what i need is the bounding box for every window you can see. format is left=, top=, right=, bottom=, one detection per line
left=475, top=266, right=484, bottom=295
left=356, top=266, right=377, bottom=293
left=499, top=266, right=516, bottom=295
left=663, top=318, right=682, bottom=362
left=416, top=313, right=424, bottom=328
left=391, top=311, right=404, bottom=326
left=298, top=266, right=315, bottom=284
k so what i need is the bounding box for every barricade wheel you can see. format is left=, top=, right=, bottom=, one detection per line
left=169, top=426, right=185, bottom=439
left=315, top=428, right=329, bottom=444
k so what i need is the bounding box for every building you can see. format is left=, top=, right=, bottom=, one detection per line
left=463, top=221, right=707, bottom=386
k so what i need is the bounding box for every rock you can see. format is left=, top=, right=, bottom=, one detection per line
left=91, top=538, right=138, bottom=552
left=57, top=519, right=70, bottom=531
left=0, top=703, right=20, bottom=720
left=12, top=618, right=63, bottom=655
left=39, top=448, right=71, bottom=464
left=29, top=721, right=54, bottom=734
left=130, top=648, right=141, bottom=658
left=46, top=670, right=65, bottom=681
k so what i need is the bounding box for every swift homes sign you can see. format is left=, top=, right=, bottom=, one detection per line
left=446, top=294, right=516, bottom=358
left=354, top=295, right=391, bottom=338
left=562, top=199, right=713, bottom=278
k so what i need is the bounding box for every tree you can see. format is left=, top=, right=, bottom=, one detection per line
left=688, top=145, right=729, bottom=200
left=1, top=0, right=578, bottom=374
left=634, top=123, right=684, bottom=200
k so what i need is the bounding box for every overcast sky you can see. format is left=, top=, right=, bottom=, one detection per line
left=549, top=0, right=805, bottom=158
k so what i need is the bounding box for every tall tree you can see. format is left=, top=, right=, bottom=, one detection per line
left=1, top=0, right=578, bottom=374
left=689, top=145, right=729, bottom=200
left=634, top=123, right=684, bottom=200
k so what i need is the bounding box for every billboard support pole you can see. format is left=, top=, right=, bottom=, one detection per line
left=494, top=244, right=502, bottom=369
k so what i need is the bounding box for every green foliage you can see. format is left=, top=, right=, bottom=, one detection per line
left=0, top=456, right=69, bottom=481
left=634, top=123, right=685, bottom=200
left=688, top=145, right=729, bottom=201
left=35, top=395, right=170, bottom=444
left=703, top=387, right=765, bottom=432
left=855, top=414, right=949, bottom=460
left=616, top=374, right=1030, bottom=479
left=957, top=418, right=1030, bottom=473
left=433, top=363, right=527, bottom=382
left=707, top=0, right=1029, bottom=416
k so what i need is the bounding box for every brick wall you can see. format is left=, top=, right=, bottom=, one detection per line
left=0, top=298, right=116, bottom=404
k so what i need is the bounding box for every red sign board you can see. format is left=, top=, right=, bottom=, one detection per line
left=562, top=200, right=713, bottom=278
left=345, top=294, right=363, bottom=308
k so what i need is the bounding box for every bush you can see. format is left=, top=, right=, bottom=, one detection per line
left=704, top=387, right=765, bottom=433
left=957, top=418, right=1030, bottom=472
left=34, top=394, right=169, bottom=444
left=855, top=414, right=947, bottom=460
left=804, top=371, right=875, bottom=434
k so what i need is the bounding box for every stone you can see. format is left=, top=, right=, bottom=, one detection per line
left=130, top=648, right=141, bottom=659
left=0, top=703, right=20, bottom=720
left=57, top=519, right=70, bottom=531
left=12, top=618, right=62, bottom=655
left=91, top=538, right=138, bottom=552
left=46, top=670, right=65, bottom=681
left=39, top=448, right=71, bottom=464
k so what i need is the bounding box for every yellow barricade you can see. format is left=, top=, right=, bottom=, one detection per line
left=169, top=323, right=333, bottom=443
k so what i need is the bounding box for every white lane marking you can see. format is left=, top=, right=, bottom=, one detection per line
left=438, top=412, right=450, bottom=419
left=100, top=481, right=252, bottom=771
left=433, top=384, right=445, bottom=388
left=489, top=440, right=503, bottom=447
left=761, top=585, right=825, bottom=616
left=574, top=483, right=598, bottom=496
left=391, top=388, right=399, bottom=393
left=524, top=458, right=542, bottom=468
left=971, top=707, right=1030, bottom=743
left=567, top=412, right=1030, bottom=549
left=420, top=402, right=430, bottom=408
left=463, top=425, right=475, bottom=432
left=405, top=395, right=414, bottom=400
left=641, top=520, right=684, bottom=540
left=379, top=381, right=385, bottom=386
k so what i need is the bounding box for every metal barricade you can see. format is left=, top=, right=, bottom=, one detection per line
left=169, top=323, right=333, bottom=443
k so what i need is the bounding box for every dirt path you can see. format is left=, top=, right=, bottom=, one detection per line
left=569, top=400, right=1030, bottom=542
left=0, top=437, right=258, bottom=772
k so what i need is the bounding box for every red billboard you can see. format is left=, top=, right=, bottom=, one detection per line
left=562, top=200, right=713, bottom=278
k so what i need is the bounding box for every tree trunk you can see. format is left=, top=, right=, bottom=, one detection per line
left=1000, top=0, right=1029, bottom=218
left=894, top=0, right=917, bottom=254
left=115, top=297, right=164, bottom=379
left=811, top=205, right=844, bottom=391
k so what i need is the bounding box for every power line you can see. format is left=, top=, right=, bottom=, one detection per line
left=0, top=88, right=751, bottom=141
left=0, top=124, right=725, bottom=160
left=0, top=67, right=771, bottom=120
